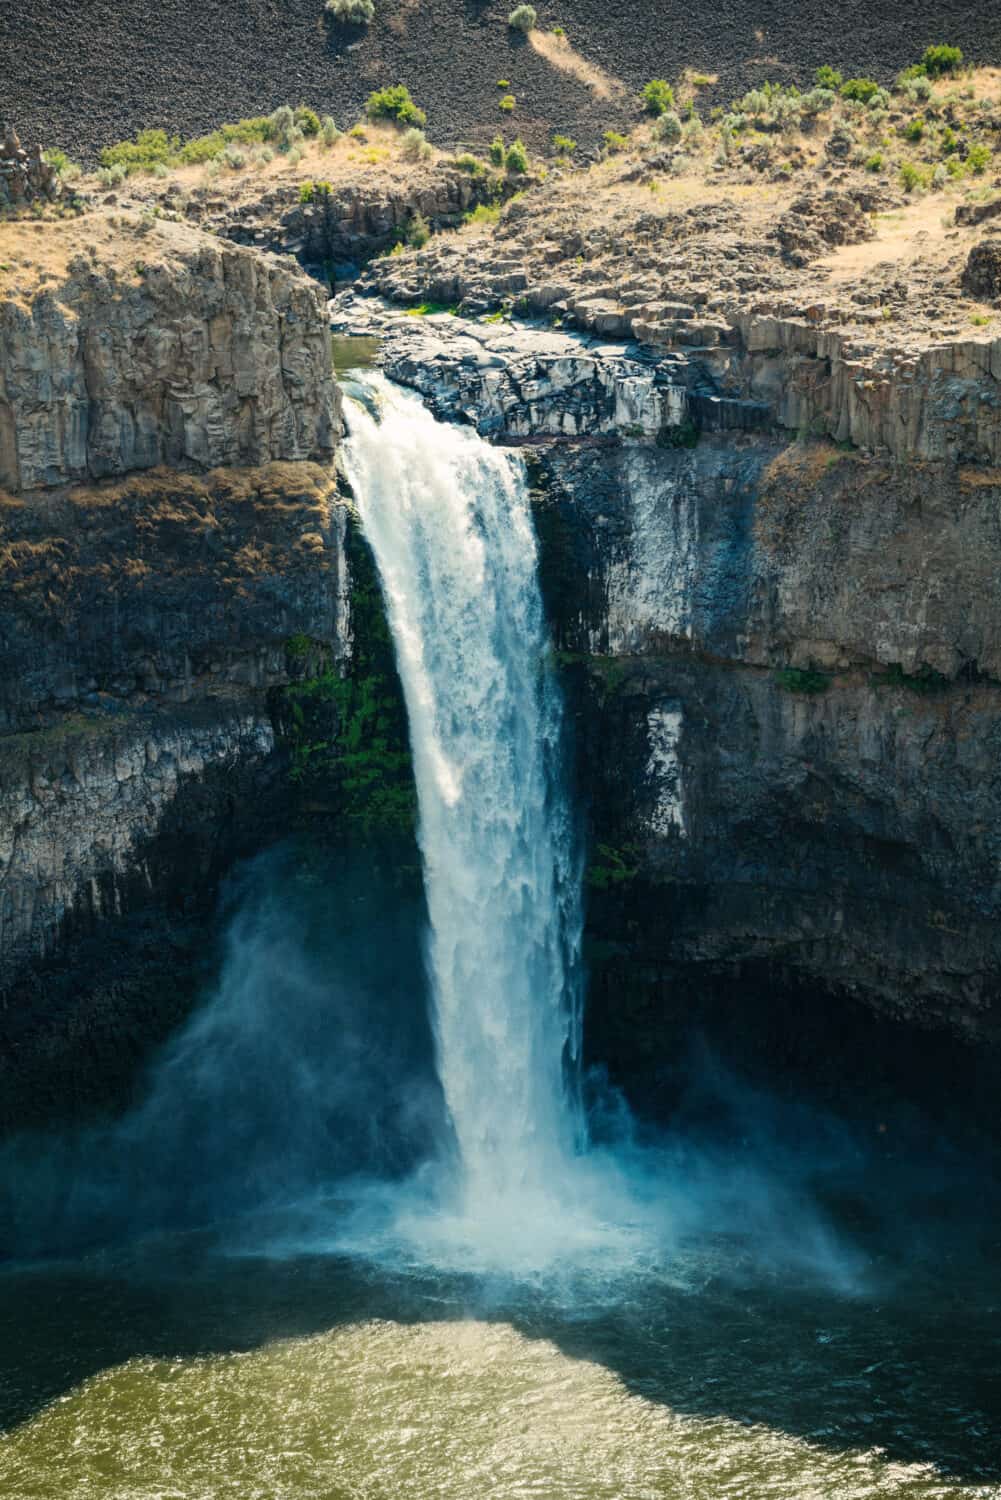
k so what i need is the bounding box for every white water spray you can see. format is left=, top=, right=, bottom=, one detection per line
left=344, top=375, right=584, bottom=1235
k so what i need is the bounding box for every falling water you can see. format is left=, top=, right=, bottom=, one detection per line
left=343, top=374, right=583, bottom=1231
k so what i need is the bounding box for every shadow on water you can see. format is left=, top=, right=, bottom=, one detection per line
left=0, top=848, right=998, bottom=1484
left=0, top=1189, right=999, bottom=1484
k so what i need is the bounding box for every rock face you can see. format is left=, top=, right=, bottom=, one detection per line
left=0, top=223, right=341, bottom=493
left=199, top=168, right=502, bottom=278
left=0, top=220, right=354, bottom=1131
left=335, top=303, right=1001, bottom=1068
left=0, top=460, right=354, bottom=1127
left=962, top=240, right=1001, bottom=303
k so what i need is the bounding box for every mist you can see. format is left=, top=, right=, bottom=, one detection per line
left=0, top=841, right=445, bottom=1260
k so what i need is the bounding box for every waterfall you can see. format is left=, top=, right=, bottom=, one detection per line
left=343, top=374, right=583, bottom=1229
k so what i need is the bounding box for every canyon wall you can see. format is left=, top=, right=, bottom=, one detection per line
left=337, top=302, right=1001, bottom=1124
left=0, top=231, right=353, bottom=1128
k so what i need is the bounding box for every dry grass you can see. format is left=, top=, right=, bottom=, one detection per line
left=528, top=30, right=624, bottom=100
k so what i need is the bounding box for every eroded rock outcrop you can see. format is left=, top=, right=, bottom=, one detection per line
left=0, top=125, right=61, bottom=209
left=199, top=166, right=501, bottom=277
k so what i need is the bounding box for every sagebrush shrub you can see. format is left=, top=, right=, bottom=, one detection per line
left=508, top=5, right=536, bottom=31
left=654, top=110, right=682, bottom=144
left=800, top=87, right=836, bottom=116
left=402, top=127, right=432, bottom=160
left=325, top=0, right=374, bottom=21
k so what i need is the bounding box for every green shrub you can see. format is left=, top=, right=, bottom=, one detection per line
left=497, top=79, right=510, bottom=88
left=294, top=106, right=322, bottom=136
left=401, top=126, right=432, bottom=160
left=865, top=151, right=884, bottom=172
left=552, top=133, right=576, bottom=154
left=505, top=137, right=528, bottom=173
left=489, top=134, right=506, bottom=165
left=814, top=65, right=843, bottom=89
left=366, top=85, right=426, bottom=127
left=508, top=4, right=537, bottom=30
left=299, top=179, right=332, bottom=203
left=899, top=160, right=925, bottom=192
left=602, top=129, right=630, bottom=153
left=325, top=0, right=374, bottom=19
left=775, top=668, right=830, bottom=695
left=881, top=662, right=949, bottom=695
left=922, top=44, right=963, bottom=77
left=905, top=116, right=925, bottom=141
left=465, top=201, right=501, bottom=225
left=654, top=109, right=682, bottom=144
left=43, top=148, right=78, bottom=176
left=940, top=124, right=959, bottom=155
left=454, top=151, right=486, bottom=173
left=499, top=94, right=516, bottom=112
left=642, top=79, right=675, bottom=116
left=552, top=23, right=565, bottom=36
left=101, top=128, right=176, bottom=174
left=840, top=77, right=880, bottom=104
left=966, top=143, right=991, bottom=174
left=407, top=212, right=431, bottom=248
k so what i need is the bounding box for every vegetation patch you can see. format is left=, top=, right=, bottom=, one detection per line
left=877, top=663, right=951, bottom=695
left=508, top=4, right=537, bottom=31
left=586, top=843, right=640, bottom=891
left=325, top=0, right=375, bottom=20
left=276, top=518, right=416, bottom=840
left=657, top=419, right=700, bottom=450
left=775, top=667, right=831, bottom=694
left=642, top=79, right=675, bottom=116
left=365, top=85, right=426, bottom=128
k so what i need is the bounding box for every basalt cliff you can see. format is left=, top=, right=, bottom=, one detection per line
left=3, top=85, right=1001, bottom=1138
